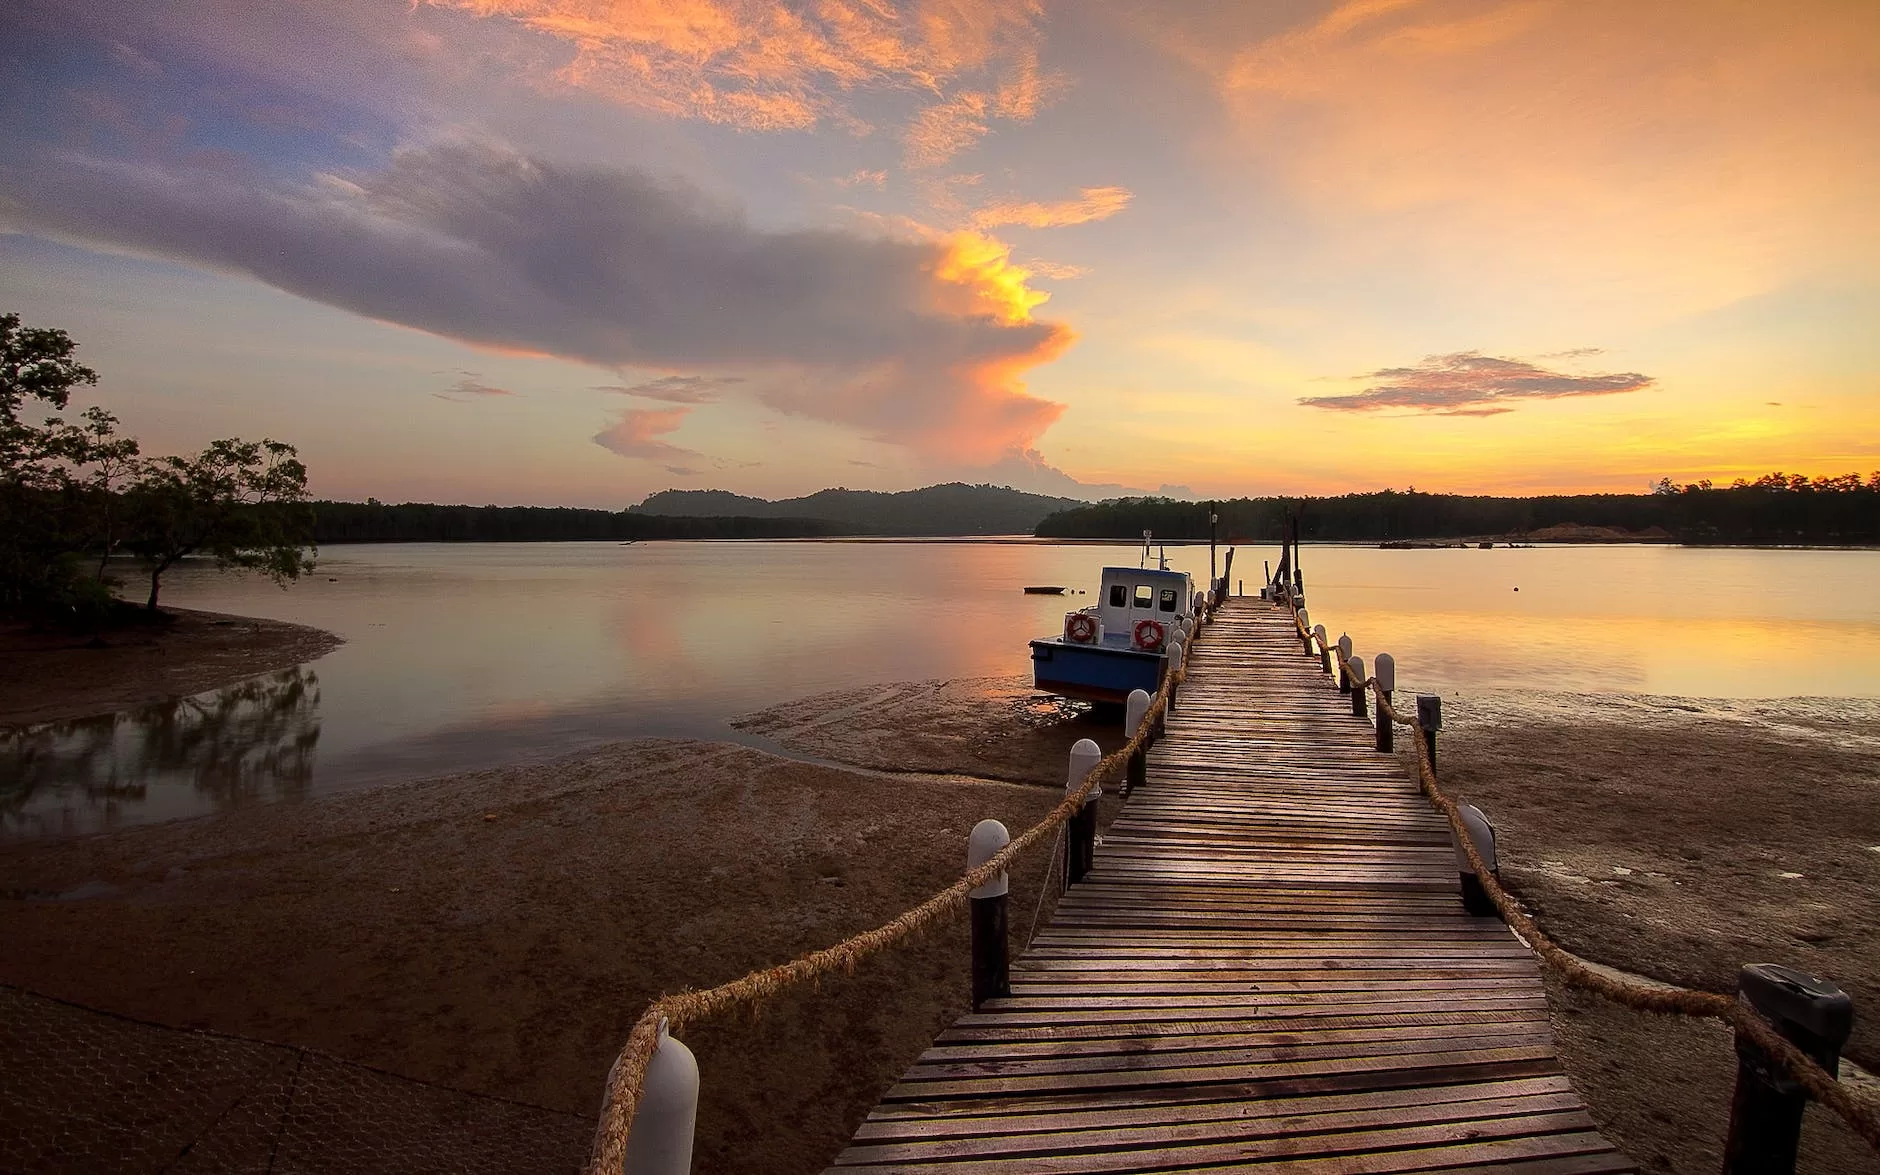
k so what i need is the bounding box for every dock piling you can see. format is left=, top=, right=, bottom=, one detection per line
left=1724, top=964, right=1854, bottom=1174
left=1065, top=740, right=1102, bottom=885
left=966, top=819, right=1011, bottom=1009
left=1452, top=803, right=1499, bottom=917
left=1313, top=625, right=1332, bottom=675
left=1373, top=653, right=1395, bottom=752
left=1337, top=634, right=1354, bottom=693
left=1349, top=656, right=1367, bottom=718
left=1417, top=694, right=1442, bottom=770
left=622, top=1019, right=698, bottom=1175
left=1124, top=689, right=1151, bottom=793
left=1298, top=609, right=1314, bottom=655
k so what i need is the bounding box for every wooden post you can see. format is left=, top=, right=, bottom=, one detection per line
left=623, top=1019, right=699, bottom=1175
left=1221, top=548, right=1234, bottom=604
left=1313, top=625, right=1332, bottom=675
left=1208, top=502, right=1218, bottom=588
left=1417, top=694, right=1442, bottom=771
left=1165, top=639, right=1184, bottom=719
left=1336, top=634, right=1354, bottom=693
left=1373, top=653, right=1395, bottom=753
left=967, top=819, right=1011, bottom=1009
left=1723, top=964, right=1855, bottom=1175
left=1065, top=739, right=1102, bottom=886
left=1125, top=689, right=1151, bottom=793
left=1349, top=656, right=1367, bottom=718
left=1298, top=608, right=1314, bottom=655
left=1452, top=803, right=1498, bottom=917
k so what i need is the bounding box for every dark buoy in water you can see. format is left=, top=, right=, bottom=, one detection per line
left=1513, top=587, right=1520, bottom=591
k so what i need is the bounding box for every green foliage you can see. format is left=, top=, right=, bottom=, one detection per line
left=126, top=438, right=316, bottom=611
left=308, top=501, right=840, bottom=542
left=632, top=482, right=1082, bottom=535
left=1035, top=479, right=1880, bottom=546
left=1, top=312, right=316, bottom=623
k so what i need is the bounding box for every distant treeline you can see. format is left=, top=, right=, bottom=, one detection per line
left=1033, top=474, right=1880, bottom=546
left=632, top=482, right=1080, bottom=535
left=309, top=501, right=841, bottom=543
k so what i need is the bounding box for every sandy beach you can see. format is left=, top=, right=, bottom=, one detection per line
left=3, top=632, right=1878, bottom=1172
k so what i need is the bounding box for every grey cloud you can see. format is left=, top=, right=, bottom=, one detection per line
left=1299, top=351, right=1654, bottom=416
left=434, top=373, right=515, bottom=402
left=1, top=141, right=1068, bottom=457
left=594, top=375, right=745, bottom=404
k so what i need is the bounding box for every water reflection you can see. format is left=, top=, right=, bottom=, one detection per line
left=5, top=540, right=1878, bottom=841
left=0, top=667, right=322, bottom=838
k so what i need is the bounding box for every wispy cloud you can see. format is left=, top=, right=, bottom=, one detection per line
left=592, top=406, right=699, bottom=463
left=594, top=375, right=745, bottom=404
left=1299, top=351, right=1655, bottom=416
left=431, top=0, right=1052, bottom=159
left=3, top=141, right=1072, bottom=461
left=834, top=169, right=887, bottom=190
left=433, top=371, right=516, bottom=402
left=970, top=186, right=1133, bottom=230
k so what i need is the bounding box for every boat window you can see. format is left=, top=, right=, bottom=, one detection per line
left=1159, top=588, right=1178, bottom=613
left=1133, top=584, right=1152, bottom=609
left=1109, top=584, right=1127, bottom=608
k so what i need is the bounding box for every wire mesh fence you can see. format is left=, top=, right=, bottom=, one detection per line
left=0, top=985, right=591, bottom=1173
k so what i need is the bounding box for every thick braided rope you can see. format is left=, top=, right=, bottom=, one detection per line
left=584, top=601, right=1211, bottom=1174
left=1282, top=596, right=1880, bottom=1151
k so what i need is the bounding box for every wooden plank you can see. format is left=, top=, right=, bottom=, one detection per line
left=825, top=601, right=1631, bottom=1173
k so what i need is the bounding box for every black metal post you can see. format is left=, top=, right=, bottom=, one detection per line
left=1066, top=800, right=1098, bottom=885
left=1417, top=694, right=1442, bottom=773
left=1723, top=964, right=1854, bottom=1174
left=969, top=893, right=1009, bottom=1008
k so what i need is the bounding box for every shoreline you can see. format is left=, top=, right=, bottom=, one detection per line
left=2, top=666, right=1877, bottom=1170
left=0, top=606, right=343, bottom=729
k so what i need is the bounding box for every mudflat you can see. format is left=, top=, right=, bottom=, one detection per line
left=0, top=607, right=342, bottom=728
left=4, top=667, right=1878, bottom=1172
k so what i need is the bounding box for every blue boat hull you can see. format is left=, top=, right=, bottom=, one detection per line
left=1030, top=639, right=1166, bottom=705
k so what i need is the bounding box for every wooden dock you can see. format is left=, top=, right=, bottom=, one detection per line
left=828, top=601, right=1634, bottom=1172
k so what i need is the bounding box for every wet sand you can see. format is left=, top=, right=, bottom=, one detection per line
left=1437, top=691, right=1880, bottom=1173
left=4, top=670, right=1878, bottom=1172
left=0, top=607, right=342, bottom=728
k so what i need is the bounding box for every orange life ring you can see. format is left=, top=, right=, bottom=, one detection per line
left=1133, top=618, right=1165, bottom=651
left=1065, top=613, right=1097, bottom=643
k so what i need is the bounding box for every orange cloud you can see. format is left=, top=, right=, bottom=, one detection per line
left=969, top=185, right=1132, bottom=230
left=434, top=0, right=1050, bottom=145
left=592, top=405, right=701, bottom=470
left=1183, top=0, right=1880, bottom=317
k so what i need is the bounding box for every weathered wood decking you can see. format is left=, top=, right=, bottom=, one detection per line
left=829, top=601, right=1633, bottom=1172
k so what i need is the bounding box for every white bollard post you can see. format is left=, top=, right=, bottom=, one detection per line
left=1312, top=625, right=1332, bottom=674
left=1336, top=633, right=1354, bottom=693
left=1453, top=803, right=1499, bottom=917
left=623, top=1019, right=699, bottom=1175
left=1124, top=688, right=1151, bottom=792
left=1349, top=655, right=1367, bottom=718
left=1065, top=739, right=1102, bottom=885
left=1298, top=608, right=1313, bottom=655
left=967, top=819, right=1010, bottom=1007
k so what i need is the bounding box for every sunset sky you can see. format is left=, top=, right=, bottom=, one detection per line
left=2, top=0, right=1876, bottom=506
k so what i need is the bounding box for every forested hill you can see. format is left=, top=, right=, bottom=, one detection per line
left=1034, top=479, right=1880, bottom=546
left=310, top=501, right=840, bottom=543
left=631, top=483, right=1083, bottom=535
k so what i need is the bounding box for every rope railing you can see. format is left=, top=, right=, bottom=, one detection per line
left=584, top=598, right=1214, bottom=1174
left=1278, top=590, right=1880, bottom=1153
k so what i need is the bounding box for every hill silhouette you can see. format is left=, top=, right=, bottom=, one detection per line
left=631, top=483, right=1082, bottom=535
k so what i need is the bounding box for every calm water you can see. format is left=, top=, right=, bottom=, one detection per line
left=6, top=541, right=1879, bottom=839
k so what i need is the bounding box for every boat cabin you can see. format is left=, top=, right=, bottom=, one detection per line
left=1095, top=566, right=1193, bottom=644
